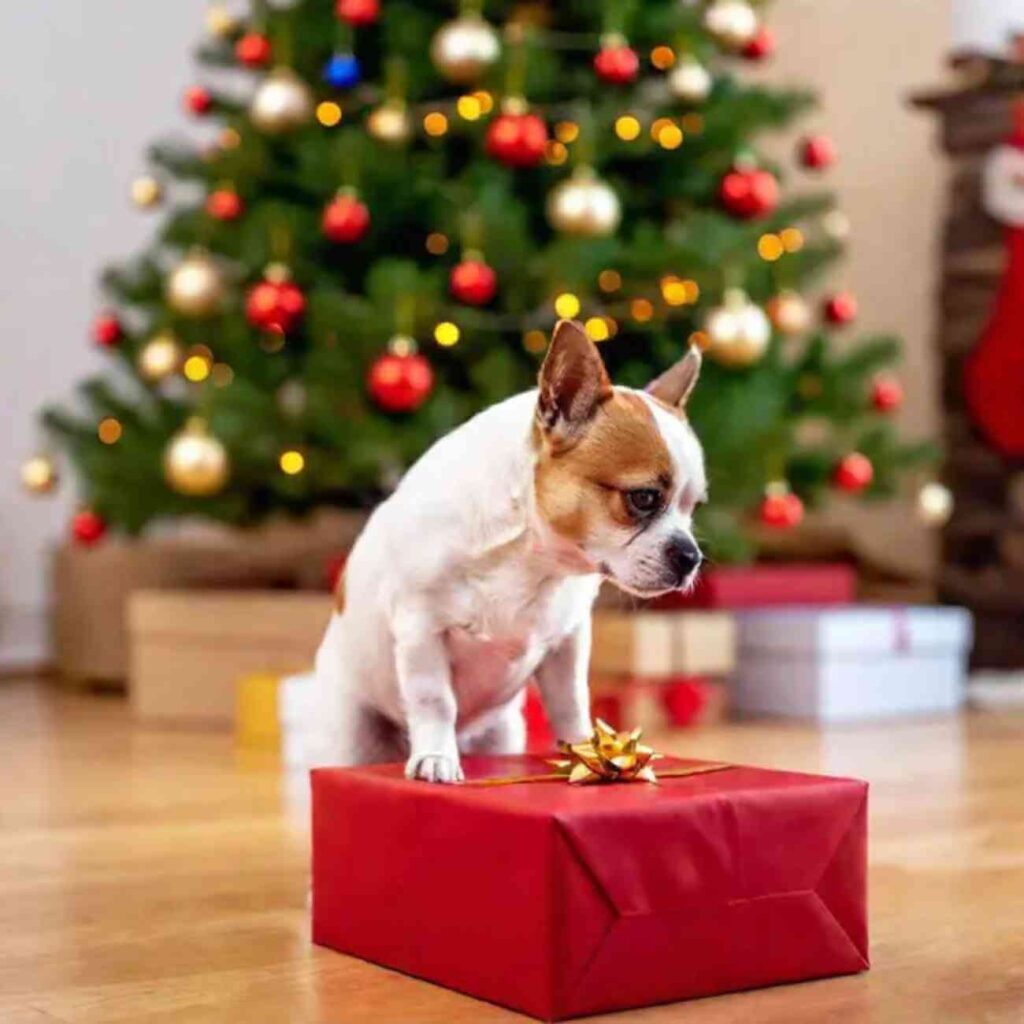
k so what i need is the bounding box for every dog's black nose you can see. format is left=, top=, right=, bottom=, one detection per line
left=665, top=536, right=702, bottom=582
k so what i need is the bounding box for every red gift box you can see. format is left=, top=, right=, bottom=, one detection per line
left=312, top=756, right=868, bottom=1020
left=650, top=562, right=856, bottom=610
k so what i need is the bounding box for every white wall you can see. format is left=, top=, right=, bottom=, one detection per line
left=0, top=1, right=206, bottom=667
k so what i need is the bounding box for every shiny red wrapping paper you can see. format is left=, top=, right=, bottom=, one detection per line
left=311, top=756, right=868, bottom=1021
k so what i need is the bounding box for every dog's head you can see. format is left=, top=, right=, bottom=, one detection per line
left=533, top=319, right=706, bottom=597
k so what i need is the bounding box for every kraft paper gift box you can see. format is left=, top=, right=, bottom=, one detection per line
left=129, top=590, right=329, bottom=727
left=312, top=756, right=868, bottom=1021
left=590, top=610, right=736, bottom=677
left=734, top=605, right=973, bottom=722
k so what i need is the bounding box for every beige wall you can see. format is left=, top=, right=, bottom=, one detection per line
left=764, top=0, right=951, bottom=577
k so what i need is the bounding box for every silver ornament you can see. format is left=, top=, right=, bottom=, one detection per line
left=250, top=68, right=314, bottom=134
left=430, top=15, right=501, bottom=85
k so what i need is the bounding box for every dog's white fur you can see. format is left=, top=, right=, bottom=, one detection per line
left=308, top=330, right=706, bottom=782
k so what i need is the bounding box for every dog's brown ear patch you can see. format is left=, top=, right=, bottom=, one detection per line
left=537, top=320, right=612, bottom=448
left=646, top=345, right=702, bottom=410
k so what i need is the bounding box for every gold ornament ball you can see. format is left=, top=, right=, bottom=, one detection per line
left=766, top=290, right=812, bottom=336
left=668, top=58, right=712, bottom=104
left=131, top=175, right=164, bottom=209
left=249, top=69, right=314, bottom=135
left=367, top=103, right=412, bottom=144
left=165, top=251, right=227, bottom=318
left=206, top=4, right=238, bottom=38
left=917, top=482, right=953, bottom=527
left=164, top=419, right=230, bottom=497
left=705, top=288, right=771, bottom=367
left=704, top=0, right=759, bottom=48
left=137, top=332, right=183, bottom=381
left=430, top=15, right=501, bottom=85
left=546, top=170, right=622, bottom=238
left=21, top=455, right=58, bottom=495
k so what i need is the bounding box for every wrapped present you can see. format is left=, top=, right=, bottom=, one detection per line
left=591, top=610, right=735, bottom=677
left=590, top=675, right=727, bottom=732
left=649, top=562, right=856, bottom=611
left=129, top=589, right=329, bottom=726
left=312, top=745, right=868, bottom=1021
left=235, top=673, right=282, bottom=748
left=735, top=605, right=973, bottom=721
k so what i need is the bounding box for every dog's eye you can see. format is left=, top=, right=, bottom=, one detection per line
left=625, top=488, right=663, bottom=517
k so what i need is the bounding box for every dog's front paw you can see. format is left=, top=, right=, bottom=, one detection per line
left=405, top=752, right=464, bottom=784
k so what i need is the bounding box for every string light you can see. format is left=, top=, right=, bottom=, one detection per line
left=555, top=121, right=580, bottom=144
left=631, top=298, right=654, bottom=322
left=423, top=111, right=448, bottom=137
left=316, top=101, right=343, bottom=127
left=425, top=232, right=449, bottom=255
left=680, top=113, right=704, bottom=134
left=650, top=117, right=676, bottom=143
left=683, top=279, right=700, bottom=303
left=650, top=45, right=676, bottom=70
left=279, top=450, right=305, bottom=475
left=545, top=141, right=568, bottom=165
left=434, top=321, right=460, bottom=347
left=98, top=418, right=122, bottom=445
left=758, top=234, right=785, bottom=261
left=598, top=269, right=622, bottom=292
left=211, top=363, right=234, bottom=387
left=473, top=90, right=494, bottom=114
left=780, top=227, right=805, bottom=252
left=219, top=128, right=242, bottom=149
left=584, top=317, right=610, bottom=342
left=183, top=354, right=211, bottom=382
left=554, top=293, right=581, bottom=318
left=614, top=115, right=642, bottom=142
left=456, top=95, right=482, bottom=121
left=523, top=329, right=547, bottom=353
left=661, top=277, right=688, bottom=306
left=658, top=123, right=684, bottom=150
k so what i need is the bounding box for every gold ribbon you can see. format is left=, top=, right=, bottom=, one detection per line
left=465, top=719, right=731, bottom=787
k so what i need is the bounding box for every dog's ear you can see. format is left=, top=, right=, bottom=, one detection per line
left=645, top=345, right=702, bottom=409
left=537, top=320, right=612, bottom=447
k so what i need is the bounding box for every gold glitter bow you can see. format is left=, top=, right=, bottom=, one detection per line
left=464, top=720, right=731, bottom=787
left=551, top=718, right=662, bottom=784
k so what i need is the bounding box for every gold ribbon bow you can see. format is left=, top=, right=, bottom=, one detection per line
left=465, top=720, right=731, bottom=787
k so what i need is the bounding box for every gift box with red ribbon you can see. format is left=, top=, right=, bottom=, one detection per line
left=312, top=751, right=869, bottom=1020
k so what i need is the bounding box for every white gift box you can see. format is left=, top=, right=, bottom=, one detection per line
left=734, top=606, right=973, bottom=722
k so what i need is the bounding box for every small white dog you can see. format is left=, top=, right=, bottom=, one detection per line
left=309, top=319, right=706, bottom=782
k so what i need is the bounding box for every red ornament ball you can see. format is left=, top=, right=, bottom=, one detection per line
left=235, top=32, right=272, bottom=68
left=336, top=0, right=380, bottom=26
left=871, top=375, right=904, bottom=413
left=367, top=352, right=434, bottom=413
left=800, top=134, right=837, bottom=170
left=594, top=45, right=640, bottom=85
left=824, top=291, right=858, bottom=325
left=92, top=313, right=123, bottom=348
left=71, top=509, right=107, bottom=547
left=833, top=452, right=874, bottom=493
left=245, top=278, right=306, bottom=334
left=485, top=112, right=549, bottom=168
left=183, top=85, right=213, bottom=116
left=758, top=491, right=805, bottom=529
left=449, top=259, right=497, bottom=306
left=323, top=195, right=371, bottom=243
left=206, top=188, right=244, bottom=221
left=719, top=167, right=779, bottom=219
left=742, top=26, right=776, bottom=60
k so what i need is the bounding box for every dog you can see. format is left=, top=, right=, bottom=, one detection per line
left=308, top=319, right=706, bottom=782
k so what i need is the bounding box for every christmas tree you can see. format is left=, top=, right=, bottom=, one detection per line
left=27, top=0, right=935, bottom=561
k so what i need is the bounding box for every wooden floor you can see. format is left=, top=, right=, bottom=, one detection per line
left=2, top=679, right=1023, bottom=1023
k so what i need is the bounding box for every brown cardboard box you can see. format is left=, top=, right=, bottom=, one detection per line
left=54, top=509, right=367, bottom=686
left=129, top=590, right=331, bottom=727
left=590, top=611, right=736, bottom=677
